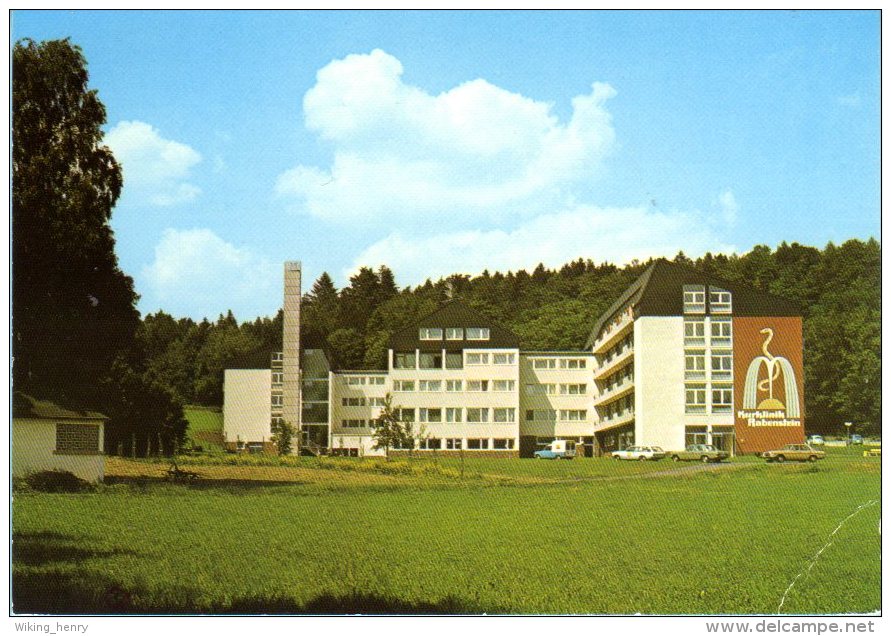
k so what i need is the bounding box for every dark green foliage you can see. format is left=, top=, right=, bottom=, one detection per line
left=270, top=420, right=295, bottom=456
left=102, top=358, right=188, bottom=457
left=20, top=471, right=95, bottom=493
left=12, top=38, right=138, bottom=409
left=372, top=394, right=414, bottom=457
left=326, top=328, right=366, bottom=370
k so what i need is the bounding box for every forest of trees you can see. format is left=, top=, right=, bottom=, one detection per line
left=142, top=239, right=881, bottom=436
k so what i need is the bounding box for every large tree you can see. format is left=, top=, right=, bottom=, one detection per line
left=13, top=38, right=187, bottom=454
left=13, top=38, right=138, bottom=407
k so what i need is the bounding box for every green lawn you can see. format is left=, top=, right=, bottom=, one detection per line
left=183, top=406, right=224, bottom=450
left=12, top=448, right=880, bottom=615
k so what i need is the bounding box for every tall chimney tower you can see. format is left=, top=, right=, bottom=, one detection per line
left=282, top=261, right=302, bottom=450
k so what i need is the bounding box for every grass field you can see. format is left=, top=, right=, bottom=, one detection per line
left=183, top=406, right=224, bottom=451
left=12, top=447, right=880, bottom=615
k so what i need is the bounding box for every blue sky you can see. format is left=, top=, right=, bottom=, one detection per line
left=13, top=10, right=880, bottom=320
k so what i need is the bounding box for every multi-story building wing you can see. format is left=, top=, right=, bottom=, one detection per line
left=585, top=259, right=803, bottom=455
left=383, top=301, right=522, bottom=456
left=519, top=351, right=595, bottom=457
left=329, top=370, right=388, bottom=456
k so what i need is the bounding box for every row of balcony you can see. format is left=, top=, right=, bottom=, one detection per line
left=593, top=346, right=634, bottom=380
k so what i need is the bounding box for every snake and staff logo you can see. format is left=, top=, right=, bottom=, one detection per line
left=738, top=327, right=801, bottom=426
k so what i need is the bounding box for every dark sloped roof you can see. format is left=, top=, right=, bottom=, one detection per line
left=585, top=259, right=802, bottom=348
left=12, top=392, right=107, bottom=420
left=585, top=265, right=656, bottom=347
left=389, top=299, right=520, bottom=351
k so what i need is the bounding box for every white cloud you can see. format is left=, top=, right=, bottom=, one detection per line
left=105, top=121, right=202, bottom=206
left=277, top=49, right=617, bottom=223
left=141, top=228, right=276, bottom=319
left=718, top=190, right=739, bottom=225
left=349, top=204, right=736, bottom=285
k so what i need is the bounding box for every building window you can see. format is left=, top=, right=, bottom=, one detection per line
left=445, top=351, right=464, bottom=369
left=467, top=438, right=490, bottom=450
left=419, top=408, right=442, bottom=423
left=272, top=372, right=284, bottom=385
left=559, top=409, right=586, bottom=421
left=419, top=352, right=443, bottom=369
left=393, top=380, right=415, bottom=392
left=683, top=285, right=706, bottom=313
left=419, top=438, right=441, bottom=450
left=445, top=438, right=462, bottom=450
left=419, top=327, right=443, bottom=341
left=685, top=351, right=706, bottom=379
left=467, top=408, right=489, bottom=423
left=493, top=438, right=515, bottom=450
left=532, top=358, right=557, bottom=369
left=342, top=419, right=368, bottom=428
left=55, top=423, right=100, bottom=454
left=493, top=352, right=516, bottom=365
left=466, top=352, right=489, bottom=365
left=395, top=408, right=415, bottom=422
left=445, top=379, right=463, bottom=392
left=467, top=380, right=489, bottom=392
left=493, top=408, right=516, bottom=423
left=466, top=327, right=490, bottom=340
left=492, top=380, right=515, bottom=392
left=710, top=288, right=732, bottom=313
left=369, top=376, right=386, bottom=385
left=342, top=397, right=366, bottom=406
left=418, top=380, right=442, bottom=392
left=712, top=385, right=733, bottom=413
left=345, top=376, right=366, bottom=385
left=271, top=394, right=283, bottom=407
left=393, top=352, right=417, bottom=369
left=368, top=397, right=386, bottom=407
left=684, top=318, right=706, bottom=345
left=685, top=384, right=707, bottom=413
left=526, top=409, right=557, bottom=422
left=559, top=383, right=586, bottom=395
left=685, top=426, right=708, bottom=447
left=445, top=407, right=463, bottom=423
left=446, top=328, right=464, bottom=340
left=711, top=353, right=733, bottom=380
left=560, top=358, right=586, bottom=369
left=271, top=352, right=284, bottom=362
left=710, top=318, right=732, bottom=347
left=525, top=383, right=556, bottom=395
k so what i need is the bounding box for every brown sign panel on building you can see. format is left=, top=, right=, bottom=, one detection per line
left=733, top=317, right=805, bottom=454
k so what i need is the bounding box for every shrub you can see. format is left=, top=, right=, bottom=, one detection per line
left=22, top=470, right=95, bottom=493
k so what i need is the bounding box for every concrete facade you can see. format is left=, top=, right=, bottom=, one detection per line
left=223, top=369, right=273, bottom=450
left=282, top=261, right=302, bottom=444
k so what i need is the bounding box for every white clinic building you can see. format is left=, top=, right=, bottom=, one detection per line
left=224, top=259, right=804, bottom=457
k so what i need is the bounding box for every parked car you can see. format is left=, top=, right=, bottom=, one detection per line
left=762, top=443, right=826, bottom=463
left=848, top=434, right=864, bottom=446
left=806, top=434, right=825, bottom=446
left=534, top=439, right=577, bottom=460
left=669, top=444, right=729, bottom=463
left=611, top=446, right=666, bottom=461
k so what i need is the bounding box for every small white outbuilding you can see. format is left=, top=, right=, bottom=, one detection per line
left=12, top=393, right=107, bottom=483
